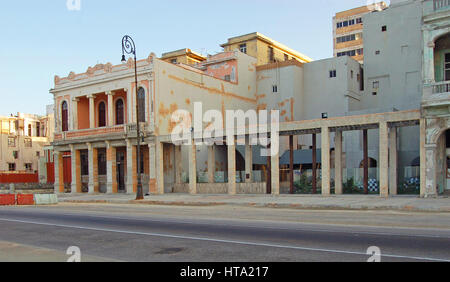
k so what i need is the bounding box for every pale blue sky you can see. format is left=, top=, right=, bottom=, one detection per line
left=0, top=0, right=386, bottom=116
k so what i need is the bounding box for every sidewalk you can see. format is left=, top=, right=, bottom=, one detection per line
left=58, top=193, right=450, bottom=213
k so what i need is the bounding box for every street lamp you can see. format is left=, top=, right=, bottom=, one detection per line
left=121, top=35, right=144, bottom=200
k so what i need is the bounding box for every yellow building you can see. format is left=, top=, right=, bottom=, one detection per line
left=220, top=32, right=313, bottom=66
left=161, top=48, right=206, bottom=65
left=333, top=2, right=388, bottom=63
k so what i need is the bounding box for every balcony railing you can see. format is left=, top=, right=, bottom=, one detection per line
left=434, top=0, right=450, bottom=10
left=432, top=81, right=450, bottom=94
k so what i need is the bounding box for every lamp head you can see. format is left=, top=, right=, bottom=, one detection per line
left=121, top=55, right=126, bottom=63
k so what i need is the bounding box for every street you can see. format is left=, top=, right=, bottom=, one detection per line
left=0, top=203, right=449, bottom=262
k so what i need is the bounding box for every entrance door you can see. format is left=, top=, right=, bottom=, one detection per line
left=116, top=151, right=125, bottom=192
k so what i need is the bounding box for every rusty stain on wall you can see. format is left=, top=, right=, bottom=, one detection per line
left=168, top=74, right=257, bottom=104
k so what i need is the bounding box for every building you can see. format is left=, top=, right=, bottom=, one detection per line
left=421, top=0, right=450, bottom=195
left=333, top=1, right=388, bottom=63
left=161, top=48, right=206, bottom=65
left=221, top=32, right=313, bottom=66
left=51, top=0, right=450, bottom=198
left=0, top=110, right=54, bottom=183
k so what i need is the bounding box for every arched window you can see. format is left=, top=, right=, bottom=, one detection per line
left=28, top=124, right=32, bottom=136
left=137, top=87, right=146, bottom=123
left=115, top=99, right=124, bottom=125
left=61, top=101, right=68, bottom=132
left=98, top=101, right=106, bottom=127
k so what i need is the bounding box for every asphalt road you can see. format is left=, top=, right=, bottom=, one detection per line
left=0, top=205, right=449, bottom=262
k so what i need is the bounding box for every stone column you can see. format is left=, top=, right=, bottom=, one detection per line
left=70, top=145, right=81, bottom=194
left=245, top=140, right=253, bottom=183
left=87, top=143, right=99, bottom=194
left=72, top=97, right=79, bottom=131
left=228, top=141, right=236, bottom=195
left=271, top=147, right=280, bottom=195
left=54, top=152, right=64, bottom=194
left=88, top=94, right=96, bottom=129
left=425, top=144, right=438, bottom=198
left=334, top=130, right=343, bottom=195
left=321, top=126, right=331, bottom=196
left=155, top=141, right=164, bottom=194
left=175, top=145, right=182, bottom=184
left=107, top=91, right=114, bottom=127
left=126, top=88, right=133, bottom=123
left=208, top=146, right=215, bottom=183
left=106, top=141, right=117, bottom=194
left=148, top=143, right=157, bottom=194
left=189, top=141, right=197, bottom=194
left=126, top=139, right=137, bottom=194
left=420, top=119, right=427, bottom=197
left=379, top=122, right=389, bottom=198
left=389, top=127, right=398, bottom=195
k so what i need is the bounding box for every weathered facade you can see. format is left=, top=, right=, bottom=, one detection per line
left=0, top=111, right=54, bottom=183
left=421, top=0, right=450, bottom=196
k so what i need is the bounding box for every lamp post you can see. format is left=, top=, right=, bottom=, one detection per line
left=121, top=35, right=144, bottom=200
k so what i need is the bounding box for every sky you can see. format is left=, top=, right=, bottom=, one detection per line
left=0, top=0, right=389, bottom=117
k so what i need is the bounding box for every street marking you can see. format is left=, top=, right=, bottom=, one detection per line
left=0, top=217, right=449, bottom=262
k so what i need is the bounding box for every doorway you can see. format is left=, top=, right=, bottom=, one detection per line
left=116, top=149, right=126, bottom=192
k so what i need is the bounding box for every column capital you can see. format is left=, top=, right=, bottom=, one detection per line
left=72, top=97, right=80, bottom=102
left=123, top=88, right=129, bottom=93
left=106, top=91, right=115, bottom=96
left=105, top=141, right=111, bottom=148
left=86, top=142, right=93, bottom=150
left=87, top=94, right=96, bottom=99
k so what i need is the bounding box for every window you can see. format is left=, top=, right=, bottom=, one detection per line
left=224, top=75, right=231, bottom=82
left=239, top=44, right=247, bottom=54
left=445, top=53, right=450, bottom=81
left=24, top=138, right=32, bottom=148
left=36, top=151, right=40, bottom=157
left=8, top=163, right=16, bottom=172
left=61, top=101, right=68, bottom=132
left=351, top=70, right=354, bottom=79
left=329, top=70, right=337, bottom=78
left=137, top=87, right=146, bottom=123
left=98, top=101, right=106, bottom=127
left=357, top=48, right=364, bottom=55
left=343, top=21, right=348, bottom=27
left=272, top=85, right=278, bottom=93
left=115, top=99, right=124, bottom=125
left=375, top=50, right=380, bottom=55
left=356, top=18, right=362, bottom=24
left=171, top=58, right=177, bottom=64
left=337, top=22, right=343, bottom=29
left=28, top=124, right=32, bottom=136
left=382, top=25, right=387, bottom=32
left=284, top=54, right=289, bottom=61
left=268, top=47, right=274, bottom=62
left=372, top=92, right=378, bottom=96
left=373, top=81, right=380, bottom=89
left=25, top=163, right=32, bottom=171
left=13, top=151, right=18, bottom=159
left=8, top=137, right=16, bottom=147
left=36, top=122, right=40, bottom=137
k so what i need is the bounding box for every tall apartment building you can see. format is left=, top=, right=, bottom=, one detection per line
left=160, top=48, right=206, bottom=65
left=333, top=2, right=388, bottom=63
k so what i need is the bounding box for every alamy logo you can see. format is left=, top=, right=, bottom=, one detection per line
left=170, top=102, right=280, bottom=157
left=66, top=0, right=81, bottom=11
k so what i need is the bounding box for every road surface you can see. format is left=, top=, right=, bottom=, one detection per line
left=0, top=204, right=449, bottom=262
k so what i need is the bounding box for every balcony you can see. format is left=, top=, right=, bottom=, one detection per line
left=422, top=81, right=450, bottom=108
left=434, top=0, right=450, bottom=11
left=424, top=0, right=450, bottom=17
left=125, top=123, right=153, bottom=138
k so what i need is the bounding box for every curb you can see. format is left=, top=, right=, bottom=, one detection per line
left=58, top=199, right=450, bottom=213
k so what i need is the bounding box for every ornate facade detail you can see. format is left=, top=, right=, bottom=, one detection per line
left=68, top=72, right=76, bottom=80
left=127, top=57, right=134, bottom=69
left=104, top=63, right=113, bottom=73
left=54, top=75, right=60, bottom=85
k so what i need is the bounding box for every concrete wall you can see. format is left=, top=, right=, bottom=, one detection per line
left=362, top=0, right=423, bottom=111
